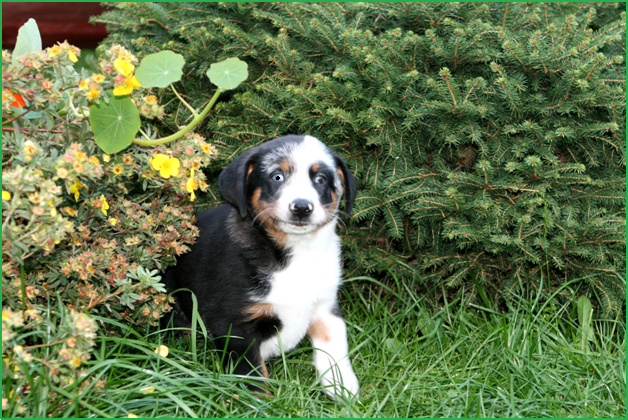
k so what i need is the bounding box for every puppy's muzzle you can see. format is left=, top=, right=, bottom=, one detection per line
left=289, top=199, right=313, bottom=220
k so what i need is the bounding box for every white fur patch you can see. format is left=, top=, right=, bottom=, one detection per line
left=309, top=304, right=360, bottom=399
left=255, top=135, right=359, bottom=399
left=258, top=222, right=341, bottom=359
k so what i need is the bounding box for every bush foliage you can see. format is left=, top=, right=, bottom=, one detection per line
left=94, top=2, right=626, bottom=316
left=1, top=25, right=250, bottom=408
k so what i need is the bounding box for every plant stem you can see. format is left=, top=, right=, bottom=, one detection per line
left=133, top=88, right=223, bottom=147
left=137, top=128, right=152, bottom=142
left=1, top=105, right=38, bottom=125
left=171, top=85, right=198, bottom=118
left=20, top=264, right=27, bottom=316
left=2, top=127, right=66, bottom=133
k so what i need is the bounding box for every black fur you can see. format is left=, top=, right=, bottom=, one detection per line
left=162, top=204, right=285, bottom=383
left=161, top=135, right=356, bottom=390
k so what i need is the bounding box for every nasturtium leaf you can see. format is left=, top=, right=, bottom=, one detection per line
left=89, top=95, right=141, bottom=154
left=12, top=19, right=42, bottom=66
left=206, top=57, right=248, bottom=90
left=135, top=51, right=185, bottom=88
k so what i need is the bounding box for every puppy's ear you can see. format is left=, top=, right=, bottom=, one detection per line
left=333, top=154, right=357, bottom=219
left=219, top=150, right=258, bottom=219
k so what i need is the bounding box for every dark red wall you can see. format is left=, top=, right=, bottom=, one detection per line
left=3, top=2, right=108, bottom=49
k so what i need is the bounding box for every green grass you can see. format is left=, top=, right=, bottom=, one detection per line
left=7, top=276, right=626, bottom=418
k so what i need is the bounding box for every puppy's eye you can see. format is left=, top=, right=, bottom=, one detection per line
left=314, top=175, right=327, bottom=185
left=272, top=173, right=284, bottom=183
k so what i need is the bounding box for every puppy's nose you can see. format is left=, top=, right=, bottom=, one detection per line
left=290, top=199, right=313, bottom=218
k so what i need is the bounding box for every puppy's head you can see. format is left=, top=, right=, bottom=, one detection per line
left=219, top=135, right=357, bottom=239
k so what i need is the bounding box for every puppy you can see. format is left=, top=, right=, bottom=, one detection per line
left=162, top=135, right=359, bottom=399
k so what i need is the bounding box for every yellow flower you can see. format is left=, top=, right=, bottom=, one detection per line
left=47, top=45, right=62, bottom=57
left=113, top=58, right=135, bottom=77
left=68, top=50, right=78, bottom=63
left=69, top=356, right=82, bottom=368
left=56, top=166, right=69, bottom=178
left=2, top=191, right=10, bottom=201
left=143, top=95, right=158, bottom=105
left=128, top=414, right=138, bottom=418
left=97, top=194, right=109, bottom=216
left=154, top=345, right=169, bottom=357
left=113, top=76, right=142, bottom=96
left=78, top=79, right=90, bottom=91
left=112, top=165, right=124, bottom=175
left=108, top=218, right=118, bottom=226
left=186, top=168, right=198, bottom=202
left=91, top=73, right=105, bottom=84
left=85, top=88, right=101, bottom=101
left=48, top=200, right=57, bottom=217
left=103, top=154, right=111, bottom=163
left=149, top=154, right=180, bottom=179
left=64, top=207, right=78, bottom=217
left=69, top=180, right=83, bottom=201
left=140, top=386, right=156, bottom=394
left=89, top=156, right=100, bottom=165
left=23, top=140, right=38, bottom=161
left=149, top=154, right=168, bottom=169
left=28, top=192, right=42, bottom=204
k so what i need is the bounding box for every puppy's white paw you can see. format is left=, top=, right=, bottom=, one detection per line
left=320, top=365, right=359, bottom=400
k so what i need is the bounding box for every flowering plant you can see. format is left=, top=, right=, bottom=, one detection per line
left=2, top=19, right=249, bottom=413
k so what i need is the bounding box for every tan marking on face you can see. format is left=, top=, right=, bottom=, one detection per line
left=245, top=303, right=275, bottom=321
left=337, top=167, right=345, bottom=186
left=253, top=197, right=289, bottom=248
left=307, top=318, right=331, bottom=343
left=279, top=160, right=290, bottom=173
left=311, top=163, right=320, bottom=173
left=327, top=190, right=338, bottom=220
left=251, top=187, right=262, bottom=212
left=247, top=164, right=254, bottom=179
left=265, top=222, right=289, bottom=248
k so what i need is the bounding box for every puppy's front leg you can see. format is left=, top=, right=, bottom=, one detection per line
left=214, top=329, right=270, bottom=395
left=307, top=304, right=359, bottom=399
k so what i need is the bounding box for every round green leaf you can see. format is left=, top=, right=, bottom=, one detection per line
left=89, top=95, right=141, bottom=154
left=135, top=51, right=185, bottom=88
left=206, top=57, right=248, bottom=90
left=12, top=19, right=42, bottom=66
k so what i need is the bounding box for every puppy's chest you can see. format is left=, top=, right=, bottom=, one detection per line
left=264, top=242, right=341, bottom=308
left=256, top=241, right=342, bottom=357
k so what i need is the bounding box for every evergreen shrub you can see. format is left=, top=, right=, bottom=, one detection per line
left=94, top=2, right=626, bottom=316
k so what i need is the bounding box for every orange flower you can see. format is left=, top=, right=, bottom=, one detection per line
left=3, top=89, right=25, bottom=108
